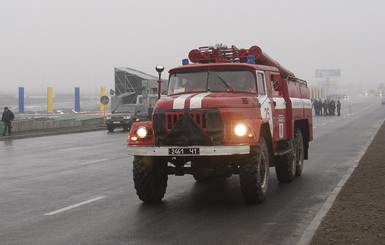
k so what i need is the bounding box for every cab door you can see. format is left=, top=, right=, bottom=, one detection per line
left=256, top=71, right=273, bottom=137
left=270, top=75, right=287, bottom=141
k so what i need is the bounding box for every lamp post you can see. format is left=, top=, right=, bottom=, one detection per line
left=155, top=65, right=164, bottom=100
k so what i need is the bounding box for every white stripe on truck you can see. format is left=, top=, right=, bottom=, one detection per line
left=190, top=92, right=211, bottom=109
left=173, top=94, right=191, bottom=109
left=290, top=98, right=312, bottom=109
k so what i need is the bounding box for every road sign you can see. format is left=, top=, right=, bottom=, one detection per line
left=100, top=95, right=109, bottom=105
left=315, top=69, right=341, bottom=78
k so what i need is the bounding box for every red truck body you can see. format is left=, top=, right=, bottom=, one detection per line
left=127, top=45, right=313, bottom=203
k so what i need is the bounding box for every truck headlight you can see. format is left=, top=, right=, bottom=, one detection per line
left=106, top=116, right=111, bottom=120
left=137, top=126, right=148, bottom=139
left=234, top=123, right=247, bottom=137
left=123, top=115, right=132, bottom=120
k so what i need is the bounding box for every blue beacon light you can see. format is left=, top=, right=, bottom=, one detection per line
left=182, top=59, right=189, bottom=65
left=247, top=55, right=255, bottom=64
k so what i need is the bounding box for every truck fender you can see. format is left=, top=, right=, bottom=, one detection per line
left=128, top=121, right=155, bottom=146
left=248, top=119, right=271, bottom=144
left=248, top=119, right=274, bottom=158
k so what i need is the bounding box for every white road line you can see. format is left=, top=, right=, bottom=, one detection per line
left=44, top=196, right=105, bottom=216
left=58, top=147, right=82, bottom=152
left=0, top=146, right=16, bottom=149
left=80, top=159, right=107, bottom=165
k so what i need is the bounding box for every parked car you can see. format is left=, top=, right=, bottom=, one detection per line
left=105, top=104, right=148, bottom=132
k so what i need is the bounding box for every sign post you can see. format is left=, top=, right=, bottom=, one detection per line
left=100, top=95, right=109, bottom=122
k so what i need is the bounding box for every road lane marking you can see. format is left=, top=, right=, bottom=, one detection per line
left=0, top=146, right=16, bottom=149
left=44, top=196, right=105, bottom=216
left=58, top=147, right=82, bottom=152
left=264, top=222, right=277, bottom=226
left=80, top=159, right=107, bottom=165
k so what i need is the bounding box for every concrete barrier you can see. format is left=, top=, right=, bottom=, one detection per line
left=11, top=117, right=104, bottom=133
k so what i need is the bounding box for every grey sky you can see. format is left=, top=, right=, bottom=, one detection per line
left=1, top=0, right=384, bottom=95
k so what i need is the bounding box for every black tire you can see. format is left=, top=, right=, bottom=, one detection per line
left=239, top=137, right=269, bottom=204
left=275, top=140, right=296, bottom=183
left=294, top=128, right=304, bottom=176
left=133, top=156, right=168, bottom=203
left=107, top=125, right=115, bottom=132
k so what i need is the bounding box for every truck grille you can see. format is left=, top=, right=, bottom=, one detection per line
left=165, top=112, right=207, bottom=133
left=153, top=109, right=223, bottom=146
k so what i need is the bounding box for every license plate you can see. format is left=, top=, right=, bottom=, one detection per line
left=168, top=148, right=200, bottom=155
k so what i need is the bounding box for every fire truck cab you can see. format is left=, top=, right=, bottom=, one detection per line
left=127, top=45, right=313, bottom=204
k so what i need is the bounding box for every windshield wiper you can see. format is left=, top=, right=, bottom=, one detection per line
left=217, top=75, right=235, bottom=92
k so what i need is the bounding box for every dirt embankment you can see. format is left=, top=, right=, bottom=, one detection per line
left=311, top=121, right=385, bottom=244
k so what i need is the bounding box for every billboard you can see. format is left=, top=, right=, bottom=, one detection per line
left=315, top=69, right=341, bottom=78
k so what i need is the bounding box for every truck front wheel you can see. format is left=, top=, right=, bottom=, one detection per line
left=107, top=125, right=115, bottom=132
left=133, top=156, right=168, bottom=203
left=239, top=137, right=269, bottom=204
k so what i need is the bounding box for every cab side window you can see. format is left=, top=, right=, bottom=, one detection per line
left=271, top=75, right=282, bottom=96
left=257, top=72, right=266, bottom=96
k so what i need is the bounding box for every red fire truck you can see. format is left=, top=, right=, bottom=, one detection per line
left=127, top=44, right=313, bottom=203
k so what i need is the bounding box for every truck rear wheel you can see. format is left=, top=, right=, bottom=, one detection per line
left=133, top=156, right=168, bottom=203
left=275, top=140, right=296, bottom=183
left=239, top=137, right=269, bottom=204
left=294, top=129, right=304, bottom=176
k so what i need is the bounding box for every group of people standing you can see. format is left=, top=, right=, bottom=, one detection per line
left=313, top=99, right=341, bottom=116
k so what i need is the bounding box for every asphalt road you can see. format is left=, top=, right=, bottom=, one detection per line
left=0, top=96, right=384, bottom=244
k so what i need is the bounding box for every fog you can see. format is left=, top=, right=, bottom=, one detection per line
left=1, top=0, right=384, bottom=95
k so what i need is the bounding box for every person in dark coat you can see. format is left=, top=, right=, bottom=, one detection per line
left=147, top=104, right=154, bottom=120
left=323, top=100, right=329, bottom=116
left=2, top=107, right=15, bottom=136
left=329, top=99, right=336, bottom=116
left=318, top=100, right=323, bottom=116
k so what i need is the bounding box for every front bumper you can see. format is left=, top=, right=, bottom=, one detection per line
left=105, top=120, right=131, bottom=126
left=127, top=145, right=250, bottom=156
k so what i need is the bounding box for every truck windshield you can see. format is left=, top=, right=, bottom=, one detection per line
left=168, top=70, right=256, bottom=95
left=114, top=105, right=137, bottom=113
